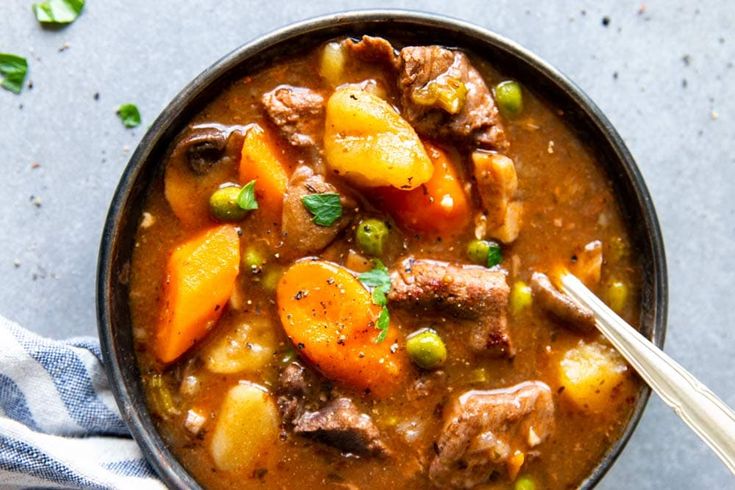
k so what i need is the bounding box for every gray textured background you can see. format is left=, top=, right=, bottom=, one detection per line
left=1, top=0, right=733, bottom=488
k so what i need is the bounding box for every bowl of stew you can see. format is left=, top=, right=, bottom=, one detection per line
left=97, top=10, right=667, bottom=490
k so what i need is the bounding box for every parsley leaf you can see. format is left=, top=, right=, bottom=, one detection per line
left=116, top=103, right=141, bottom=128
left=33, top=0, right=84, bottom=25
left=302, top=193, right=342, bottom=226
left=237, top=180, right=259, bottom=210
left=0, top=54, right=28, bottom=94
left=359, top=260, right=393, bottom=342
left=487, top=242, right=502, bottom=267
left=374, top=306, right=390, bottom=343
left=358, top=259, right=391, bottom=306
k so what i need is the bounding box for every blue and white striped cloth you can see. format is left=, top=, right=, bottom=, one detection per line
left=0, top=314, right=164, bottom=489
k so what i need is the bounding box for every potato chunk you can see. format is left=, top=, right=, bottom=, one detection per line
left=472, top=151, right=518, bottom=229
left=558, top=341, right=628, bottom=412
left=324, top=87, right=433, bottom=190
left=203, top=316, right=276, bottom=374
left=209, top=383, right=279, bottom=472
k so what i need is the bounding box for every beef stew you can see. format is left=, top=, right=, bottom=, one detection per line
left=128, top=35, right=644, bottom=489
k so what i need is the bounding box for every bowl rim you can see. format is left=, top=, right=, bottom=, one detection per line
left=97, top=8, right=668, bottom=489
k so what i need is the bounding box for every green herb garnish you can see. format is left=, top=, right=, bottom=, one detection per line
left=33, top=0, right=85, bottom=25
left=302, top=193, right=342, bottom=226
left=237, top=180, right=259, bottom=210
left=487, top=241, right=502, bottom=267
left=359, top=260, right=392, bottom=342
left=359, top=259, right=391, bottom=306
left=116, top=103, right=141, bottom=128
left=0, top=54, right=28, bottom=94
left=375, top=306, right=390, bottom=343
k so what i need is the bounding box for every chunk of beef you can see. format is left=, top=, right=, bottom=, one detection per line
left=429, top=381, right=555, bottom=488
left=261, top=85, right=324, bottom=147
left=397, top=46, right=507, bottom=150
left=344, top=35, right=399, bottom=69
left=388, top=257, right=513, bottom=357
left=281, top=166, right=356, bottom=254
left=173, top=126, right=229, bottom=175
left=277, top=362, right=310, bottom=426
left=530, top=272, right=595, bottom=332
left=293, top=397, right=390, bottom=457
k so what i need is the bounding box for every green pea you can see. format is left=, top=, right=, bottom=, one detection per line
left=606, top=280, right=628, bottom=313
left=209, top=185, right=248, bottom=222
left=495, top=80, right=524, bottom=118
left=406, top=328, right=447, bottom=369
left=242, top=246, right=265, bottom=273
left=355, top=218, right=390, bottom=256
left=510, top=280, right=533, bottom=315
left=467, top=239, right=502, bottom=267
left=514, top=475, right=536, bottom=490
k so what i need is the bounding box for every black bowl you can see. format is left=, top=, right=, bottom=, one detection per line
left=97, top=10, right=668, bottom=489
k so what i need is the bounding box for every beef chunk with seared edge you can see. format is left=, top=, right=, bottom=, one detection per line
left=293, top=397, right=390, bottom=457
left=530, top=272, right=595, bottom=332
left=281, top=166, right=356, bottom=254
left=261, top=85, right=325, bottom=147
left=429, top=381, right=555, bottom=488
left=397, top=45, right=508, bottom=150
left=388, top=257, right=513, bottom=357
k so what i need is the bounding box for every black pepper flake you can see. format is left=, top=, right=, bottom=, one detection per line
left=93, top=92, right=100, bottom=101
left=601, top=16, right=610, bottom=27
left=295, top=290, right=308, bottom=300
left=558, top=386, right=566, bottom=394
left=297, top=342, right=305, bottom=350
left=214, top=304, right=221, bottom=311
left=326, top=277, right=335, bottom=285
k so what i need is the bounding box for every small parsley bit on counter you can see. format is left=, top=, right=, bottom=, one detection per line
left=33, top=0, right=85, bottom=25
left=0, top=54, right=29, bottom=94
left=116, top=103, right=141, bottom=128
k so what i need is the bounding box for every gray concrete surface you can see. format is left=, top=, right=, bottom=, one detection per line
left=1, top=0, right=733, bottom=488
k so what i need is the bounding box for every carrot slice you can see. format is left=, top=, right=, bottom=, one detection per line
left=155, top=225, right=241, bottom=363
left=276, top=260, right=406, bottom=397
left=239, top=124, right=290, bottom=216
left=374, top=142, right=470, bottom=234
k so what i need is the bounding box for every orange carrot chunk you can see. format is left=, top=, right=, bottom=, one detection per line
left=155, top=225, right=241, bottom=363
left=239, top=124, right=290, bottom=216
left=374, top=142, right=470, bottom=235
left=276, top=260, right=406, bottom=397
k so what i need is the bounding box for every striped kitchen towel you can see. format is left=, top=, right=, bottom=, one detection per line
left=0, top=314, right=164, bottom=489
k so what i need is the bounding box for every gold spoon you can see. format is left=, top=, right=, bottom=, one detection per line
left=558, top=271, right=735, bottom=475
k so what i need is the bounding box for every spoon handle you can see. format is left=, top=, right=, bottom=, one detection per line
left=559, top=272, right=735, bottom=475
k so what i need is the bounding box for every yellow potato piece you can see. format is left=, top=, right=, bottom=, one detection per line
left=472, top=151, right=518, bottom=229
left=324, top=87, right=433, bottom=190
left=558, top=340, right=628, bottom=412
left=319, top=42, right=347, bottom=86
left=209, top=383, right=279, bottom=472
left=203, top=316, right=276, bottom=374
